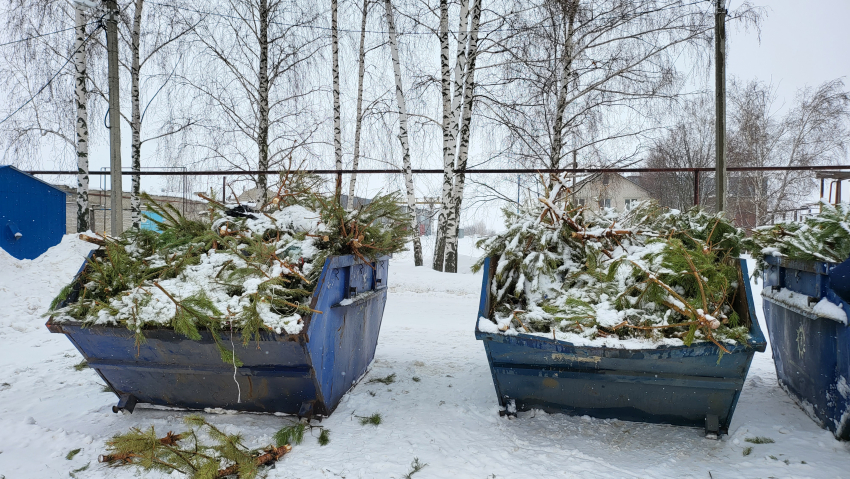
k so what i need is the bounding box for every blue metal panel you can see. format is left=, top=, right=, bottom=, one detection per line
left=0, top=166, right=67, bottom=260
left=761, top=256, right=850, bottom=440
left=475, top=257, right=765, bottom=433
left=47, top=254, right=389, bottom=416
left=140, top=211, right=163, bottom=231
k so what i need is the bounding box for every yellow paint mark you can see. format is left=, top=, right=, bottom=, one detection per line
left=542, top=378, right=558, bottom=388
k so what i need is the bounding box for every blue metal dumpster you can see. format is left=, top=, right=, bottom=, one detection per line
left=761, top=255, right=850, bottom=440
left=47, top=254, right=390, bottom=417
left=475, top=257, right=766, bottom=435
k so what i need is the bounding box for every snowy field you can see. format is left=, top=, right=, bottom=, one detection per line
left=0, top=236, right=848, bottom=478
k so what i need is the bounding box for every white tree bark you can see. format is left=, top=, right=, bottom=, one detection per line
left=549, top=0, right=579, bottom=178
left=74, top=6, right=90, bottom=232
left=384, top=0, right=423, bottom=267
left=130, top=0, right=144, bottom=229
left=347, top=0, right=369, bottom=211
left=432, top=0, right=452, bottom=271
left=444, top=0, right=481, bottom=273
left=258, top=0, right=271, bottom=206
left=332, top=0, right=343, bottom=202
left=440, top=0, right=471, bottom=273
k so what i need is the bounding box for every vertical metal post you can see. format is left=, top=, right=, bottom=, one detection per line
left=836, top=180, right=842, bottom=205
left=821, top=178, right=825, bottom=213
left=517, top=174, right=520, bottom=213
left=714, top=0, right=727, bottom=213
left=106, top=0, right=123, bottom=235
left=222, top=176, right=226, bottom=202
left=693, top=170, right=700, bottom=207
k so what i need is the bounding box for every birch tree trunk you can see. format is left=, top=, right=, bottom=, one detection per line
left=441, top=0, right=471, bottom=273
left=74, top=6, right=90, bottom=232
left=444, top=0, right=481, bottom=273
left=549, top=0, right=579, bottom=180
left=130, top=0, right=144, bottom=229
left=347, top=0, right=369, bottom=210
left=332, top=0, right=343, bottom=203
left=384, top=0, right=423, bottom=266
left=258, top=0, right=271, bottom=205
left=432, top=0, right=452, bottom=271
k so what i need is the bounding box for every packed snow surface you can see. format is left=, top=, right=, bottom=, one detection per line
left=1, top=235, right=849, bottom=478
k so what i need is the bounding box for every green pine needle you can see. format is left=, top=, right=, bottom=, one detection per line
left=274, top=423, right=305, bottom=446
left=745, top=436, right=775, bottom=444
left=743, top=446, right=753, bottom=456
left=367, top=373, right=396, bottom=385
left=65, top=448, right=81, bottom=460
left=403, top=458, right=427, bottom=479
left=317, top=429, right=330, bottom=446
left=360, top=414, right=382, bottom=426
left=73, top=360, right=88, bottom=371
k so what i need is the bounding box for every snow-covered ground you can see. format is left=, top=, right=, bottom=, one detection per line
left=0, top=236, right=848, bottom=478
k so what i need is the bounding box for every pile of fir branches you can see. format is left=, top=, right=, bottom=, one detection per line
left=744, top=202, right=850, bottom=275
left=50, top=172, right=411, bottom=362
left=99, top=415, right=327, bottom=478
left=474, top=180, right=749, bottom=351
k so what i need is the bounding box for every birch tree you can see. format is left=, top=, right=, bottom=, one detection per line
left=384, top=0, right=423, bottom=266
left=443, top=0, right=481, bottom=273
left=179, top=0, right=323, bottom=201
left=332, top=0, right=343, bottom=202
left=0, top=1, right=103, bottom=171
left=74, top=3, right=93, bottom=232
left=124, top=0, right=196, bottom=229
left=432, top=0, right=452, bottom=271
left=347, top=0, right=370, bottom=210
left=479, top=0, right=761, bottom=178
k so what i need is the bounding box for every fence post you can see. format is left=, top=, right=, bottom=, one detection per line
left=693, top=170, right=700, bottom=207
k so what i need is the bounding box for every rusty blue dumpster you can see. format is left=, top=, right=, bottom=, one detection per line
left=47, top=254, right=389, bottom=417
left=761, top=255, right=850, bottom=440
left=475, top=257, right=766, bottom=436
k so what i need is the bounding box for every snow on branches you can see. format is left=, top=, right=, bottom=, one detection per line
left=474, top=186, right=749, bottom=351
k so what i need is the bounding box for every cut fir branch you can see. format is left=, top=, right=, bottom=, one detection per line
left=101, top=416, right=294, bottom=479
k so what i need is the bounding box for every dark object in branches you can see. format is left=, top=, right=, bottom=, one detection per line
left=225, top=205, right=259, bottom=219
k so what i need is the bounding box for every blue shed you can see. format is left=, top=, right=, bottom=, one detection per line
left=0, top=165, right=68, bottom=260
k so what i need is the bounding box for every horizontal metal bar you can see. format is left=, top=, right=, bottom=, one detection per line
left=26, top=165, right=850, bottom=176
left=88, top=359, right=313, bottom=377
left=491, top=364, right=744, bottom=390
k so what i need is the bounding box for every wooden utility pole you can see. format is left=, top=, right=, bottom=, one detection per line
left=106, top=0, right=123, bottom=235
left=714, top=0, right=727, bottom=212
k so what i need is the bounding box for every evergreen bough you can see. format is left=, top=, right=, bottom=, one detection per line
left=474, top=184, right=748, bottom=351
left=50, top=173, right=411, bottom=364
left=744, top=202, right=850, bottom=275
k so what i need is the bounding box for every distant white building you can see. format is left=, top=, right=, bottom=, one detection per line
left=572, top=173, right=652, bottom=213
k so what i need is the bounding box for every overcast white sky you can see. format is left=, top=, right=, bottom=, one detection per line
left=727, top=0, right=850, bottom=110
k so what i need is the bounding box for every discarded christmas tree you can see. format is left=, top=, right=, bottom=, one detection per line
left=49, top=172, right=411, bottom=364
left=474, top=178, right=749, bottom=351
left=744, top=202, right=850, bottom=275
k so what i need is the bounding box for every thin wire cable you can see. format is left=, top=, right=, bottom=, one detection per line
left=0, top=22, right=104, bottom=127
left=0, top=20, right=101, bottom=48
left=150, top=0, right=712, bottom=36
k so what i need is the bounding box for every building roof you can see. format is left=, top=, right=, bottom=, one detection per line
left=572, top=171, right=651, bottom=197
left=0, top=165, right=69, bottom=195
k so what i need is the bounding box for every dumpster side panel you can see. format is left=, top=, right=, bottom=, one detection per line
left=476, top=257, right=761, bottom=432
left=49, top=254, right=388, bottom=416
left=53, top=323, right=317, bottom=413
left=307, top=256, right=389, bottom=414
left=761, top=255, right=850, bottom=440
